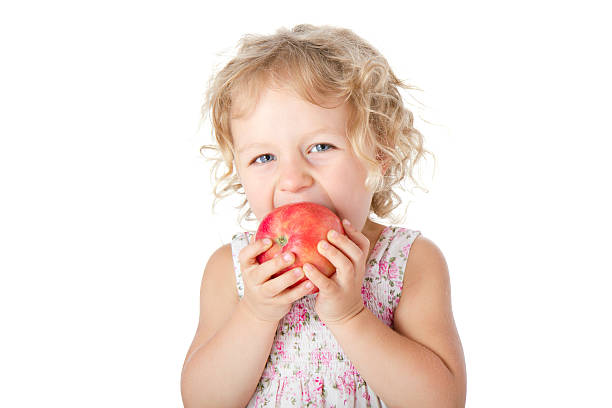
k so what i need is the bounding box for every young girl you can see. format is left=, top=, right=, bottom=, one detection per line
left=181, top=24, right=466, bottom=407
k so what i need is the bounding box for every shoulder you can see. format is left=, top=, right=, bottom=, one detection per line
left=201, top=243, right=238, bottom=301
left=402, top=234, right=449, bottom=287
left=206, top=243, right=233, bottom=271
left=396, top=234, right=452, bottom=322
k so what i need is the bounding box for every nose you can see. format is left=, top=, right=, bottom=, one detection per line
left=277, top=154, right=314, bottom=193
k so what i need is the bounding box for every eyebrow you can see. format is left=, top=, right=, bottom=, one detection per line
left=236, top=127, right=344, bottom=155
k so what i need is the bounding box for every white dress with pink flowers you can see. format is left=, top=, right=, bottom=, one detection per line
left=230, top=225, right=421, bottom=407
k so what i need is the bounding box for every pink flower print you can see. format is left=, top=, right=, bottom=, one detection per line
left=274, top=341, right=287, bottom=359
left=387, top=261, right=399, bottom=282
left=311, top=349, right=333, bottom=368
left=402, top=243, right=411, bottom=257
left=302, top=377, right=322, bottom=405
left=285, top=303, right=307, bottom=332
left=379, top=257, right=399, bottom=282
left=337, top=370, right=356, bottom=395
left=382, top=306, right=394, bottom=326
left=361, top=285, right=374, bottom=303
left=362, top=388, right=371, bottom=403
left=313, top=375, right=324, bottom=393
left=261, top=363, right=277, bottom=381
left=378, top=259, right=389, bottom=277
left=276, top=377, right=288, bottom=402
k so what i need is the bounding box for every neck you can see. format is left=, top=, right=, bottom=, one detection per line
left=361, top=218, right=386, bottom=258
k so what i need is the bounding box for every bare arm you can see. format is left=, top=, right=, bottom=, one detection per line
left=181, top=239, right=315, bottom=407
left=326, top=235, right=466, bottom=407
left=328, top=306, right=460, bottom=408
left=181, top=300, right=278, bottom=407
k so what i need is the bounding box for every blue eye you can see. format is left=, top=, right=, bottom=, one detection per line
left=310, top=143, right=334, bottom=153
left=250, top=144, right=335, bottom=166
left=252, top=153, right=275, bottom=165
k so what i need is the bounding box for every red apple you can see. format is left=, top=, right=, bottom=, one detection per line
left=255, top=202, right=346, bottom=292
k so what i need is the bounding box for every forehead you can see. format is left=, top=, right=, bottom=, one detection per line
left=230, top=84, right=350, bottom=146
left=230, top=67, right=343, bottom=113
left=230, top=74, right=345, bottom=117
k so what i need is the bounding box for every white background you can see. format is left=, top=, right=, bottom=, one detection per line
left=1, top=0, right=610, bottom=406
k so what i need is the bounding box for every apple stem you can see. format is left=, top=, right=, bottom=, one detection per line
left=276, top=235, right=288, bottom=247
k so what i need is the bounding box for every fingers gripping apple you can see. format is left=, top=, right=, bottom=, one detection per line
left=255, top=202, right=346, bottom=291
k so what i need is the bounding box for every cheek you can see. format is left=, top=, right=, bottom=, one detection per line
left=325, top=167, right=371, bottom=207
left=241, top=175, right=272, bottom=218
left=331, top=161, right=369, bottom=192
left=329, top=162, right=373, bottom=209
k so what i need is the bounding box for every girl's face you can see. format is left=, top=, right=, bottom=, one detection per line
left=231, top=84, right=377, bottom=233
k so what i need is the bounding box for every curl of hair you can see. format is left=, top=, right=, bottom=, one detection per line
left=199, top=24, right=435, bottom=229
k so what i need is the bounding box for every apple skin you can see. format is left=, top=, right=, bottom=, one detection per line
left=255, top=202, right=346, bottom=292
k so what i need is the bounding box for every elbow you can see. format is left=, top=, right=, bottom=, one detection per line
left=398, top=369, right=465, bottom=408
left=445, top=372, right=466, bottom=408
left=452, top=365, right=467, bottom=408
left=437, top=370, right=465, bottom=408
left=435, top=360, right=466, bottom=408
left=180, top=365, right=210, bottom=408
left=181, top=370, right=250, bottom=408
left=180, top=369, right=199, bottom=408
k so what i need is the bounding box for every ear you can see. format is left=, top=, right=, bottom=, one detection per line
left=381, top=161, right=389, bottom=176
left=375, top=149, right=388, bottom=176
left=379, top=154, right=390, bottom=177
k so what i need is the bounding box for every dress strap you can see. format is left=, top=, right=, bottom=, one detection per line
left=362, top=226, right=422, bottom=325
left=230, top=232, right=252, bottom=298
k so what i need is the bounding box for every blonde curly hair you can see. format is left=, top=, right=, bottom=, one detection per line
left=200, top=24, right=434, bottom=229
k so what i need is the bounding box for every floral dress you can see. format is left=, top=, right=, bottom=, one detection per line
left=230, top=225, right=421, bottom=407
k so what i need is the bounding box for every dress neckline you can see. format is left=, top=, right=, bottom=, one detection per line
left=366, top=224, right=391, bottom=264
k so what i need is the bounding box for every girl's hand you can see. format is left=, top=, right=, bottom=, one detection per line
left=303, top=219, right=368, bottom=327
left=238, top=235, right=314, bottom=323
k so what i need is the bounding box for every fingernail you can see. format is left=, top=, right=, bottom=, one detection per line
left=319, top=241, right=329, bottom=250
left=329, top=230, right=338, bottom=239
left=263, top=238, right=272, bottom=245
left=303, top=263, right=313, bottom=272
left=343, top=219, right=351, bottom=227
left=305, top=281, right=314, bottom=289
left=283, top=253, right=293, bottom=262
